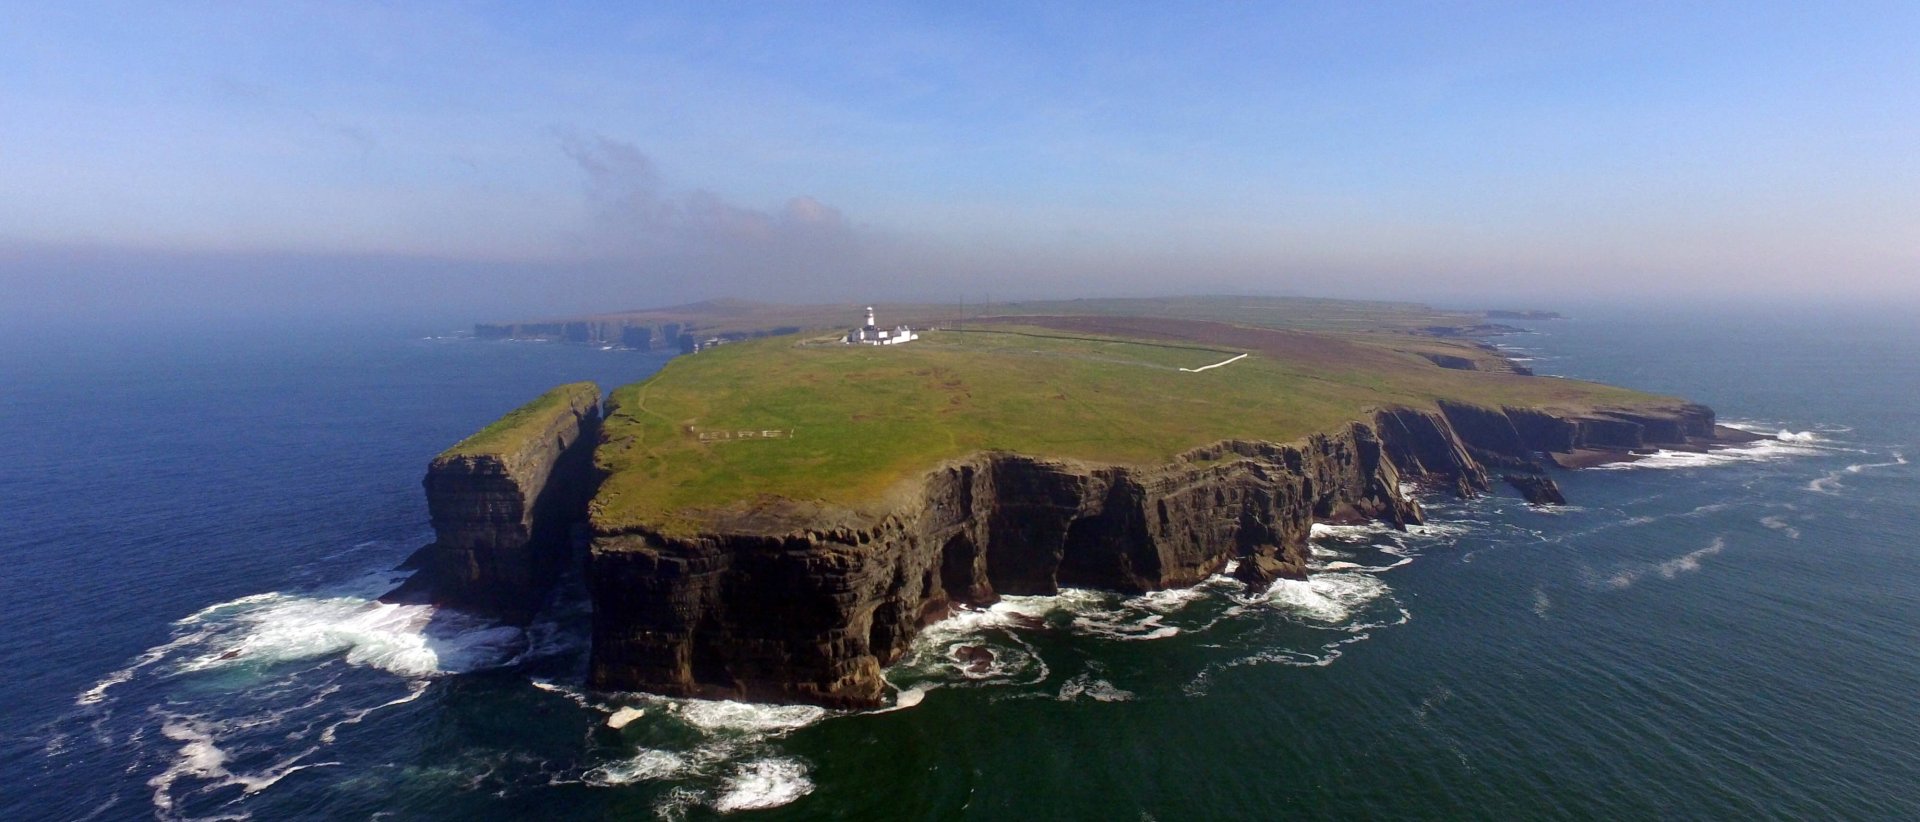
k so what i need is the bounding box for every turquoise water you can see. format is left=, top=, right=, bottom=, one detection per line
left=3, top=308, right=1915, bottom=820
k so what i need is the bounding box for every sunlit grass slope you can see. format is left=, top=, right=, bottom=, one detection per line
left=592, top=328, right=1663, bottom=532
left=442, top=381, right=598, bottom=459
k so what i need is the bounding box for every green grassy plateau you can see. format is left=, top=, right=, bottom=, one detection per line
left=591, top=321, right=1669, bottom=534
left=441, top=381, right=598, bottom=459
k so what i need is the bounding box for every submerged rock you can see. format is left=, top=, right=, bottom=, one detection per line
left=951, top=645, right=996, bottom=675
left=1504, top=473, right=1568, bottom=506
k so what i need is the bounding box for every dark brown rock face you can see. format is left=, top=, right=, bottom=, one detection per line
left=398, top=387, right=602, bottom=622
left=587, top=423, right=1421, bottom=707
left=584, top=399, right=1722, bottom=708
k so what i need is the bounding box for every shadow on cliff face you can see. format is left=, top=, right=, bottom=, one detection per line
left=389, top=383, right=604, bottom=624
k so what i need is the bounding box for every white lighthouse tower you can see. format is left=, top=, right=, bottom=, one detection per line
left=845, top=305, right=918, bottom=345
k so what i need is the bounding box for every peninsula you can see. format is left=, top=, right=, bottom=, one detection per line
left=403, top=297, right=1752, bottom=708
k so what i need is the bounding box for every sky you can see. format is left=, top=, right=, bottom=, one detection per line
left=2, top=1, right=1916, bottom=322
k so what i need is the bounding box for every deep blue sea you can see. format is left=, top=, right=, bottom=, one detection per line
left=3, top=307, right=1916, bottom=820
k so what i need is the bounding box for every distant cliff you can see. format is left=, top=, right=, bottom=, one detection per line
left=390, top=382, right=602, bottom=623
left=474, top=319, right=804, bottom=353
left=583, top=399, right=1727, bottom=708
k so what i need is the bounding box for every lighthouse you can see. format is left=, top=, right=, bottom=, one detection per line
left=844, top=305, right=918, bottom=345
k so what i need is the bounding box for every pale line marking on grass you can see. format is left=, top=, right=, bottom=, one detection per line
left=1180, top=353, right=1248, bottom=373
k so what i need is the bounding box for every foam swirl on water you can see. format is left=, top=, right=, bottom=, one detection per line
left=66, top=572, right=529, bottom=819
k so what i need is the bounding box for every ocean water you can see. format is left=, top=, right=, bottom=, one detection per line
left=2, top=307, right=1916, bottom=820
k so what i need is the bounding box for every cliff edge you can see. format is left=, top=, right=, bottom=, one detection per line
left=587, top=395, right=1727, bottom=708
left=390, top=382, right=602, bottom=623
left=420, top=310, right=1745, bottom=708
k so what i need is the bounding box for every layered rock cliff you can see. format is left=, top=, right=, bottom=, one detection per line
left=585, top=400, right=1725, bottom=708
left=392, top=382, right=603, bottom=623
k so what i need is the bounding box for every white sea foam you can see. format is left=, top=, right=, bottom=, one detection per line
left=148, top=716, right=337, bottom=814
left=168, top=593, right=524, bottom=678
left=889, top=685, right=929, bottom=710
left=69, top=573, right=555, bottom=819
left=583, top=749, right=688, bottom=786
left=1759, top=515, right=1802, bottom=539
left=579, top=694, right=829, bottom=809
left=1072, top=611, right=1180, bottom=641
left=1655, top=537, right=1725, bottom=577
left=1310, top=521, right=1398, bottom=542
left=898, top=605, right=1047, bottom=684
left=1405, top=520, right=1475, bottom=539
left=1185, top=632, right=1380, bottom=695
left=78, top=627, right=213, bottom=706
left=1602, top=537, right=1727, bottom=590
left=1122, top=586, right=1208, bottom=613
left=320, top=680, right=429, bottom=744
left=675, top=699, right=828, bottom=735
left=714, top=757, right=814, bottom=812
left=1056, top=673, right=1134, bottom=702
left=1261, top=573, right=1391, bottom=624
left=1595, top=438, right=1824, bottom=471
left=1806, top=452, right=1907, bottom=495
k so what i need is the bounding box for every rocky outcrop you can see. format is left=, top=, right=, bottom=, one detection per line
left=1504, top=473, right=1567, bottom=505
left=391, top=383, right=602, bottom=622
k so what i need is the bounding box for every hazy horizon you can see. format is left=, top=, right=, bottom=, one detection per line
left=4, top=3, right=1915, bottom=323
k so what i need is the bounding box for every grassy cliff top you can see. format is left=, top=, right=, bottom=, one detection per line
left=440, top=381, right=600, bottom=459
left=591, top=321, right=1670, bottom=534
left=539, top=294, right=1504, bottom=337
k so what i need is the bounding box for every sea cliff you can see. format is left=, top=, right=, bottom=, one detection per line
left=391, top=382, right=602, bottom=622
left=415, top=303, right=1744, bottom=709
left=584, top=399, right=1725, bottom=708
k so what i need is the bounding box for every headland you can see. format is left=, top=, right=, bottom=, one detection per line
left=406, top=296, right=1754, bottom=707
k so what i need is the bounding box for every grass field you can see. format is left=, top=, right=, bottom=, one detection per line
left=552, top=294, right=1499, bottom=338
left=590, top=323, right=1668, bottom=533
left=441, top=381, right=598, bottom=459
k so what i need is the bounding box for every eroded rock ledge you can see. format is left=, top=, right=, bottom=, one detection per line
left=585, top=400, right=1727, bottom=708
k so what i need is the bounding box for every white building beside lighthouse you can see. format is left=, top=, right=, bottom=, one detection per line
left=844, top=306, right=918, bottom=345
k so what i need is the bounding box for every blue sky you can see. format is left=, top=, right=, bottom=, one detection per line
left=2, top=2, right=1915, bottom=317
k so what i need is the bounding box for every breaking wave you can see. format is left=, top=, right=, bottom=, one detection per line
left=1595, top=437, right=1825, bottom=471
left=1259, top=573, right=1393, bottom=624
left=886, top=511, right=1445, bottom=704
left=572, top=691, right=831, bottom=814
left=59, top=565, right=536, bottom=820
left=1807, top=452, right=1907, bottom=495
